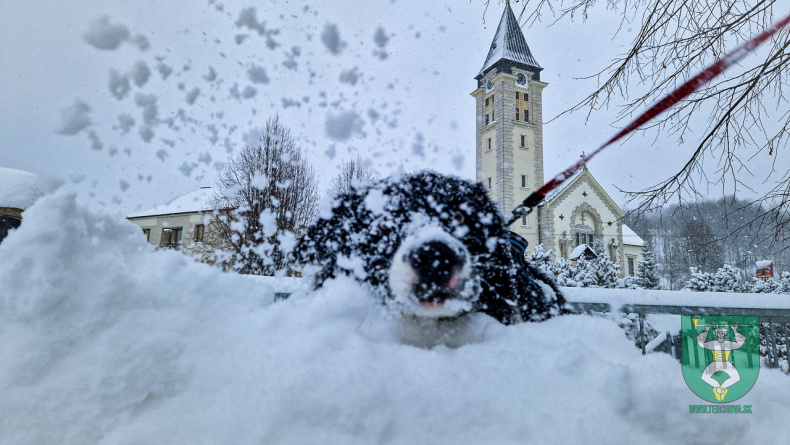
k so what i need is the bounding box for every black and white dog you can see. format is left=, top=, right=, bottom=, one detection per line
left=296, top=171, right=566, bottom=326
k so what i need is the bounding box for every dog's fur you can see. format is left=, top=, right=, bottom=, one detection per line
left=296, top=171, right=566, bottom=324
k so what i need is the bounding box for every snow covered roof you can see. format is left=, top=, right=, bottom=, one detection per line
left=128, top=187, right=218, bottom=218
left=569, top=244, right=596, bottom=261
left=540, top=167, right=585, bottom=205
left=477, top=2, right=542, bottom=79
left=622, top=224, right=645, bottom=247
left=0, top=167, right=43, bottom=210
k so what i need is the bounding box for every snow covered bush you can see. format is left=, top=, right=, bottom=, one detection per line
left=568, top=240, right=620, bottom=288
left=685, top=264, right=750, bottom=292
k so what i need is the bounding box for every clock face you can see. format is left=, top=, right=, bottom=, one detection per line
left=486, top=79, right=494, bottom=90
left=516, top=73, right=527, bottom=85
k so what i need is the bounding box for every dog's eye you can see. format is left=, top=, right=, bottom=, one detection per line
left=452, top=212, right=465, bottom=225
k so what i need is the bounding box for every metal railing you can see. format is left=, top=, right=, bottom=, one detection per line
left=571, top=301, right=790, bottom=372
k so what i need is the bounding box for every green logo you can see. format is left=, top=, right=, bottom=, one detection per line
left=681, top=316, right=759, bottom=403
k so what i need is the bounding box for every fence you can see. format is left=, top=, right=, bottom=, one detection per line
left=566, top=288, right=790, bottom=372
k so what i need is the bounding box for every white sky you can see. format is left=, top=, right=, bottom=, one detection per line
left=1, top=0, right=779, bottom=215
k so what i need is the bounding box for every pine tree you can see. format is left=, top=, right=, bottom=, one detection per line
left=775, top=271, right=790, bottom=294
left=571, top=239, right=620, bottom=288
left=635, top=247, right=661, bottom=289
left=529, top=244, right=554, bottom=276
left=551, top=257, right=574, bottom=287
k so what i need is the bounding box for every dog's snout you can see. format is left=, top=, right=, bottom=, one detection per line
left=406, top=240, right=465, bottom=285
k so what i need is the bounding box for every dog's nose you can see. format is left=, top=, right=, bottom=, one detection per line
left=406, top=240, right=465, bottom=287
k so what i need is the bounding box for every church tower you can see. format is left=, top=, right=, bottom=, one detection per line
left=472, top=0, right=547, bottom=248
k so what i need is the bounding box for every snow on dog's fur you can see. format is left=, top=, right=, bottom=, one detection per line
left=296, top=171, right=567, bottom=326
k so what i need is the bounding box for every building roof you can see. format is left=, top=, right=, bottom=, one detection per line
left=570, top=244, right=596, bottom=261
left=128, top=187, right=217, bottom=218
left=0, top=167, right=43, bottom=210
left=622, top=224, right=645, bottom=247
left=477, top=2, right=542, bottom=79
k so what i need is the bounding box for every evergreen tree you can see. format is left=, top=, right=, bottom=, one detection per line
left=685, top=264, right=750, bottom=293
left=571, top=239, right=620, bottom=288
left=529, top=244, right=554, bottom=276
left=551, top=257, right=574, bottom=287
left=635, top=247, right=661, bottom=289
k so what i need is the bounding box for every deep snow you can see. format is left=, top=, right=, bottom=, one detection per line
left=2, top=190, right=790, bottom=444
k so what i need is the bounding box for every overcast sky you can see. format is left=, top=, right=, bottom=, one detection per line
left=1, top=0, right=777, bottom=216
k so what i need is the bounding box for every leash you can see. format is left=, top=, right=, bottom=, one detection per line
left=507, top=11, right=790, bottom=226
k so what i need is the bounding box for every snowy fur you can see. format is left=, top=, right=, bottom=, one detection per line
left=296, top=171, right=567, bottom=324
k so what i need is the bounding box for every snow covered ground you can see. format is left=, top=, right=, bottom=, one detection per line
left=2, top=190, right=790, bottom=444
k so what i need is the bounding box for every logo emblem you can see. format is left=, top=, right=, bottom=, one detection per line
left=682, top=316, right=759, bottom=403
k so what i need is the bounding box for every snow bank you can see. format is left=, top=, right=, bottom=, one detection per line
left=1, top=191, right=790, bottom=444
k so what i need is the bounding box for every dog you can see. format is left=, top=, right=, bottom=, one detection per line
left=296, top=171, right=566, bottom=325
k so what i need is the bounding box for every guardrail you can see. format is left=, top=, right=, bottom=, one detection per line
left=570, top=300, right=790, bottom=372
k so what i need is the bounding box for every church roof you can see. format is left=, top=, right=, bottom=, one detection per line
left=622, top=224, right=645, bottom=247
left=477, top=2, right=542, bottom=79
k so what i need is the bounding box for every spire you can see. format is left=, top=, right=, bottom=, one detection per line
left=476, top=2, right=542, bottom=80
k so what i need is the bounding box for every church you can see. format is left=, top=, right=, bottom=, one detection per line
left=472, top=2, right=644, bottom=277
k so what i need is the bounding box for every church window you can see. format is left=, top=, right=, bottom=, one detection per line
left=516, top=108, right=519, bottom=121
left=575, top=230, right=595, bottom=246
left=515, top=92, right=519, bottom=100
left=524, top=110, right=530, bottom=122
left=484, top=94, right=494, bottom=125
left=520, top=135, right=526, bottom=148
left=487, top=177, right=492, bottom=189
left=487, top=138, right=492, bottom=151
left=521, top=215, right=527, bottom=226
left=521, top=175, right=527, bottom=188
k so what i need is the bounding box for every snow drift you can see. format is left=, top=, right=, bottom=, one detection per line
left=1, top=189, right=790, bottom=444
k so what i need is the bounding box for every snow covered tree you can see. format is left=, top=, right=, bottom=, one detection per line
left=498, top=0, right=790, bottom=246
left=203, top=117, right=318, bottom=275
left=551, top=257, right=574, bottom=287
left=776, top=271, right=790, bottom=294
left=685, top=264, right=750, bottom=293
left=635, top=247, right=660, bottom=289
left=570, top=239, right=620, bottom=288
left=328, top=156, right=378, bottom=198
left=529, top=243, right=554, bottom=276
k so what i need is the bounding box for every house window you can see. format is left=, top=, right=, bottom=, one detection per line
left=515, top=92, right=519, bottom=100
left=142, top=228, right=150, bottom=242
left=524, top=110, right=529, bottom=122
left=485, top=97, right=489, bottom=106
left=520, top=134, right=526, bottom=148
left=194, top=224, right=205, bottom=242
left=628, top=257, right=636, bottom=276
left=521, top=175, right=527, bottom=188
left=161, top=227, right=183, bottom=248
left=485, top=114, right=489, bottom=126
left=516, top=108, right=520, bottom=121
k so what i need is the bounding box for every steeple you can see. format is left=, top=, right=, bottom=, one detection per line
left=476, top=2, right=542, bottom=81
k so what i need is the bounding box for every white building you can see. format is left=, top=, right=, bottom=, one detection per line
left=472, top=2, right=644, bottom=276
left=127, top=187, right=223, bottom=255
